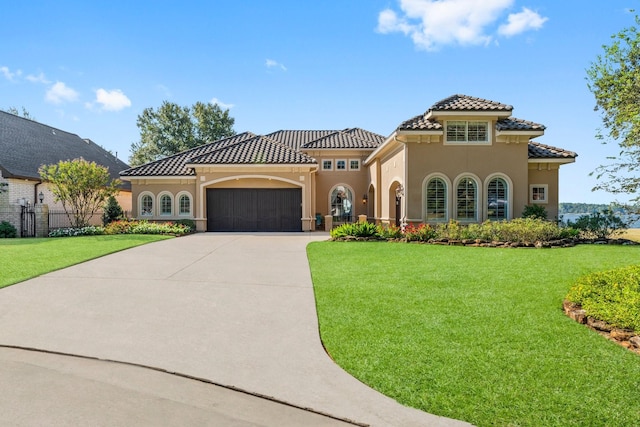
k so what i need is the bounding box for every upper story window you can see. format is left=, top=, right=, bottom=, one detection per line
left=530, top=185, right=548, bottom=203
left=336, top=159, right=347, bottom=170
left=322, top=159, right=333, bottom=171
left=349, top=159, right=360, bottom=171
left=446, top=121, right=489, bottom=144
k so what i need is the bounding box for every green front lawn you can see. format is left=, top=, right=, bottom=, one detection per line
left=308, top=243, right=640, bottom=427
left=0, top=235, right=172, bottom=288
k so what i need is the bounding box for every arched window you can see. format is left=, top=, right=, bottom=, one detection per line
left=487, top=177, right=508, bottom=220
left=456, top=178, right=477, bottom=221
left=178, top=193, right=191, bottom=216
left=425, top=177, right=447, bottom=221
left=140, top=194, right=153, bottom=216
left=330, top=185, right=353, bottom=222
left=159, top=194, right=173, bottom=216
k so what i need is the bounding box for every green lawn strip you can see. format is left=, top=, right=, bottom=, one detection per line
left=308, top=243, right=640, bottom=427
left=0, top=235, right=172, bottom=288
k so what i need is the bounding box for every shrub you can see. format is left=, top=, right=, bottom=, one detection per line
left=102, top=195, right=124, bottom=226
left=404, top=223, right=436, bottom=242
left=566, top=265, right=640, bottom=331
left=175, top=218, right=196, bottom=232
left=49, top=226, right=105, bottom=237
left=104, top=220, right=133, bottom=235
left=377, top=224, right=403, bottom=239
left=567, top=209, right=628, bottom=239
left=129, top=220, right=191, bottom=235
left=330, top=221, right=379, bottom=239
left=522, top=204, right=548, bottom=220
left=0, top=221, right=17, bottom=238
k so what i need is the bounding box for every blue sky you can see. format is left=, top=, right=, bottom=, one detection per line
left=0, top=1, right=636, bottom=204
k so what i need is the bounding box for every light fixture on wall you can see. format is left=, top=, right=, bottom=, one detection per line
left=395, top=184, right=404, bottom=199
left=38, top=191, right=44, bottom=204
left=362, top=193, right=368, bottom=204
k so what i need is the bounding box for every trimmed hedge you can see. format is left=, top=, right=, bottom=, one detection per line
left=49, top=220, right=193, bottom=237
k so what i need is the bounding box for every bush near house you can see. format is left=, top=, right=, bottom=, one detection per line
left=0, top=221, right=17, bottom=238
left=567, top=209, right=629, bottom=239
left=49, top=220, right=193, bottom=237
left=331, top=218, right=578, bottom=245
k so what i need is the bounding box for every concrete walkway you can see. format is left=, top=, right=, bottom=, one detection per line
left=0, top=233, right=471, bottom=426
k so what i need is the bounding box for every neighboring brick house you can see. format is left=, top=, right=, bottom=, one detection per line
left=120, top=94, right=577, bottom=232
left=0, top=110, right=131, bottom=211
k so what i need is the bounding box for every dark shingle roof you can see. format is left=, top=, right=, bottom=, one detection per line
left=120, top=132, right=257, bottom=176
left=430, top=94, right=513, bottom=112
left=189, top=135, right=316, bottom=164
left=528, top=141, right=577, bottom=159
left=120, top=128, right=383, bottom=177
left=497, top=117, right=545, bottom=131
left=0, top=111, right=130, bottom=190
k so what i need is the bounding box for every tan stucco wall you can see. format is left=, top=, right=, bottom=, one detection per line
left=528, top=163, right=560, bottom=220
left=130, top=179, right=197, bottom=220
left=376, top=145, right=405, bottom=223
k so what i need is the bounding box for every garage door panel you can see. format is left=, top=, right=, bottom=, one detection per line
left=207, top=188, right=301, bottom=232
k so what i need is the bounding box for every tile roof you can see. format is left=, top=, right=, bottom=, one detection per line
left=397, top=114, right=443, bottom=131
left=301, top=128, right=384, bottom=149
left=120, top=128, right=384, bottom=177
left=189, top=135, right=316, bottom=165
left=528, top=141, right=577, bottom=159
left=120, top=132, right=257, bottom=176
left=430, top=94, right=513, bottom=112
left=0, top=111, right=130, bottom=190
left=497, top=117, right=545, bottom=131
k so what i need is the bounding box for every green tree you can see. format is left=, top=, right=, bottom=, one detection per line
left=130, top=101, right=235, bottom=166
left=39, top=158, right=120, bottom=228
left=587, top=14, right=640, bottom=201
left=4, top=106, right=35, bottom=120
left=102, top=195, right=124, bottom=225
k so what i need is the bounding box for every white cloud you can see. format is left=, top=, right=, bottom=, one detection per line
left=266, top=59, right=287, bottom=71
left=210, top=97, right=234, bottom=109
left=1, top=66, right=21, bottom=81
left=45, top=81, right=79, bottom=104
left=25, top=72, right=50, bottom=84
left=498, top=7, right=548, bottom=37
left=377, top=0, right=547, bottom=51
left=93, top=88, right=131, bottom=111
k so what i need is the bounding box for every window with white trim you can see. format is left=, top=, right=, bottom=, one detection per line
left=425, top=177, right=447, bottom=221
left=160, top=194, right=173, bottom=216
left=322, top=159, right=333, bottom=171
left=456, top=178, right=477, bottom=220
left=336, top=159, right=347, bottom=170
left=178, top=194, right=191, bottom=216
left=140, top=194, right=153, bottom=216
left=530, top=185, right=548, bottom=203
left=487, top=178, right=508, bottom=220
left=349, top=159, right=360, bottom=171
left=446, top=121, right=489, bottom=143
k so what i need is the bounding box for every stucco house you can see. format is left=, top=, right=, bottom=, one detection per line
left=0, top=110, right=131, bottom=211
left=120, top=94, right=577, bottom=232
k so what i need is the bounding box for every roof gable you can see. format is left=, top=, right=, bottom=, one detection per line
left=0, top=111, right=130, bottom=189
left=429, top=94, right=513, bottom=113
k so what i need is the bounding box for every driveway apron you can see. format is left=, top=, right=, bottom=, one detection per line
left=0, top=233, right=470, bottom=426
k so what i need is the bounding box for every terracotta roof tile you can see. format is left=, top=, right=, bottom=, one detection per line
left=528, top=141, right=577, bottom=159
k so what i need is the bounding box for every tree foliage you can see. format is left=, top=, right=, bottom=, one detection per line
left=39, top=158, right=120, bottom=228
left=129, top=101, right=235, bottom=166
left=587, top=14, right=640, bottom=201
left=3, top=106, right=35, bottom=120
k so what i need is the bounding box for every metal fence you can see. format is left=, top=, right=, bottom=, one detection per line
left=48, top=210, right=131, bottom=233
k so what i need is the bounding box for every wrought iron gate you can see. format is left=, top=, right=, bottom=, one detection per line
left=21, top=205, right=35, bottom=237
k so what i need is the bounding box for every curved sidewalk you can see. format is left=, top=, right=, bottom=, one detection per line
left=0, top=233, right=471, bottom=426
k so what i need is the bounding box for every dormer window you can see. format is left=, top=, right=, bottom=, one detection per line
left=446, top=121, right=489, bottom=144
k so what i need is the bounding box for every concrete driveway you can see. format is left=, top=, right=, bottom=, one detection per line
left=0, top=233, right=471, bottom=426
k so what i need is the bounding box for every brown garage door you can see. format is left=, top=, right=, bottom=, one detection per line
left=206, top=188, right=302, bottom=232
